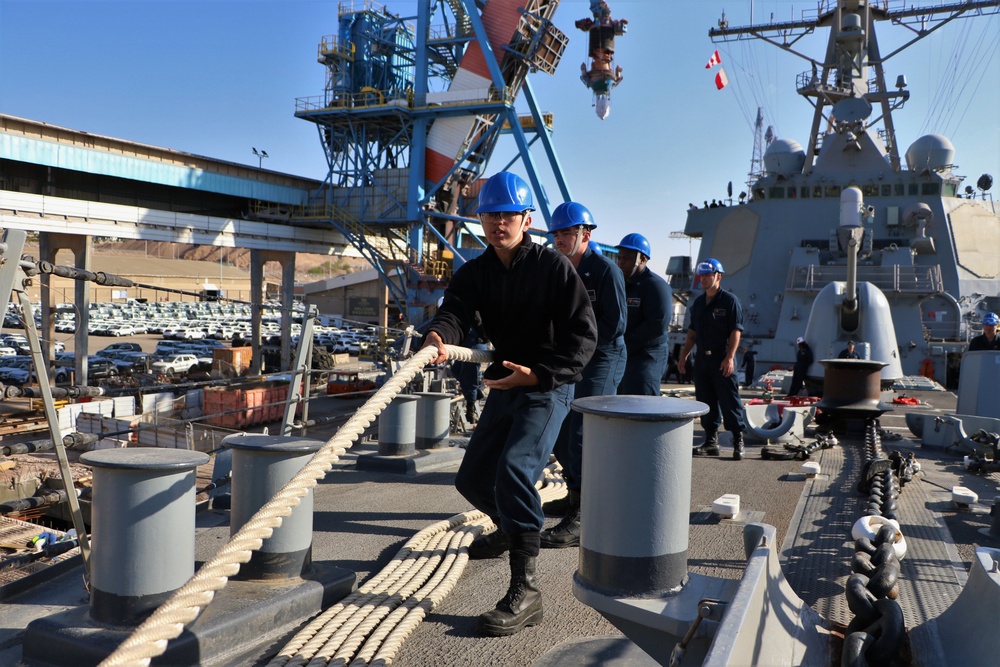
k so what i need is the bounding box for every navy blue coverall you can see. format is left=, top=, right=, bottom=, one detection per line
left=551, top=247, right=627, bottom=491
left=689, top=288, right=746, bottom=435
left=968, top=334, right=1000, bottom=351
left=618, top=266, right=672, bottom=395
left=428, top=236, right=597, bottom=535
left=789, top=343, right=814, bottom=396
left=740, top=349, right=757, bottom=388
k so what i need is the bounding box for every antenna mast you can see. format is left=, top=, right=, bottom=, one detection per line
left=747, top=107, right=766, bottom=195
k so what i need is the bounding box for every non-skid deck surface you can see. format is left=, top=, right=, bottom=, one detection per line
left=781, top=440, right=967, bottom=628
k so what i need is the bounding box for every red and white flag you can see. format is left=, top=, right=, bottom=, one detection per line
left=715, top=67, right=729, bottom=90
left=705, top=50, right=722, bottom=69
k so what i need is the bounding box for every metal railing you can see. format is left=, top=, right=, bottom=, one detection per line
left=317, top=35, right=355, bottom=61
left=786, top=264, right=944, bottom=294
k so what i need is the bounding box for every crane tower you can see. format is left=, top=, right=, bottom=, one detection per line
left=273, top=0, right=571, bottom=325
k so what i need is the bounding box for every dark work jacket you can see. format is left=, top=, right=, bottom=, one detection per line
left=795, top=344, right=814, bottom=371
left=969, top=334, right=1000, bottom=351
left=577, top=248, right=626, bottom=350
left=623, top=266, right=672, bottom=351
left=429, top=235, right=597, bottom=392
left=688, top=288, right=744, bottom=357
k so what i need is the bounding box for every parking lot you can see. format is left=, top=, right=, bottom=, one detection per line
left=1, top=299, right=396, bottom=387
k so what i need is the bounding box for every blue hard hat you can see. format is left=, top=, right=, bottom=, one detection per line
left=588, top=240, right=602, bottom=255
left=696, top=258, right=725, bottom=275
left=548, top=201, right=596, bottom=233
left=984, top=312, right=999, bottom=326
left=616, top=233, right=651, bottom=258
left=476, top=172, right=536, bottom=213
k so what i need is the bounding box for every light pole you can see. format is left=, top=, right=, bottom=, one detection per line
left=252, top=147, right=269, bottom=168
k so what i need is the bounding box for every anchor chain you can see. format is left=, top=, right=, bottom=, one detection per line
left=761, top=432, right=837, bottom=460
left=842, top=419, right=911, bottom=666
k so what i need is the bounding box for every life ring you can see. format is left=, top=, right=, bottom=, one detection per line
left=919, top=358, right=935, bottom=381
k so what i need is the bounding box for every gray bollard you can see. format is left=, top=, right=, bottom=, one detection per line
left=377, top=394, right=419, bottom=456
left=81, top=447, right=209, bottom=626
left=413, top=392, right=452, bottom=449
left=572, top=395, right=708, bottom=597
left=226, top=434, right=324, bottom=580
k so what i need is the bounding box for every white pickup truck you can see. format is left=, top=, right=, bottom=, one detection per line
left=151, top=353, right=199, bottom=376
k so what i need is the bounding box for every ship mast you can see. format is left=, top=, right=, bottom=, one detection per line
left=710, top=0, right=1000, bottom=175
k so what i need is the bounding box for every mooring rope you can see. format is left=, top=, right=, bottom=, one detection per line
left=99, top=344, right=495, bottom=667
left=267, top=469, right=568, bottom=667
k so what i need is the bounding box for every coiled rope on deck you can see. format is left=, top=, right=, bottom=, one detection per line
left=267, top=467, right=568, bottom=667
left=99, top=344, right=494, bottom=667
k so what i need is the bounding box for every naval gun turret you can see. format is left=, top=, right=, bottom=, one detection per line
left=803, top=187, right=904, bottom=391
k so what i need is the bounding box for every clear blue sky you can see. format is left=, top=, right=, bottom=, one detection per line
left=2, top=0, right=998, bottom=274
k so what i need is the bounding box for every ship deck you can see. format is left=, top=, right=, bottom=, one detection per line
left=0, top=385, right=995, bottom=666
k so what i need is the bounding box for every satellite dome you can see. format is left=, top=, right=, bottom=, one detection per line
left=763, top=139, right=806, bottom=178
left=905, top=134, right=955, bottom=172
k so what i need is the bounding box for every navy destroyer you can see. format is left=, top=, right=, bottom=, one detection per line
left=670, top=0, right=1000, bottom=389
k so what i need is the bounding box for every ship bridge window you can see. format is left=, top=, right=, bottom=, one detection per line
left=895, top=184, right=905, bottom=196
left=788, top=187, right=797, bottom=198
left=942, top=182, right=957, bottom=197
left=824, top=185, right=841, bottom=197
left=769, top=186, right=785, bottom=199
left=908, top=183, right=919, bottom=196
left=753, top=187, right=765, bottom=200
left=862, top=184, right=879, bottom=197
left=800, top=186, right=811, bottom=198
left=921, top=183, right=940, bottom=195
left=882, top=184, right=892, bottom=197
left=812, top=185, right=823, bottom=198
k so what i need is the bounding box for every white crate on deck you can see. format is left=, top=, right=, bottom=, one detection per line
left=141, top=392, right=177, bottom=415
left=113, top=395, right=136, bottom=417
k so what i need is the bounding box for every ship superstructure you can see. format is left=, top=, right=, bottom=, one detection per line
left=672, top=0, right=1000, bottom=385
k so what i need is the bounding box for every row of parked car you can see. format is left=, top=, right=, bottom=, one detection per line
left=0, top=337, right=235, bottom=386
left=10, top=299, right=307, bottom=341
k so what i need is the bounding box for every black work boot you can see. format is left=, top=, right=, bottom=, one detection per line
left=542, top=488, right=580, bottom=517
left=732, top=431, right=745, bottom=461
left=465, top=401, right=477, bottom=424
left=694, top=431, right=720, bottom=456
left=478, top=553, right=543, bottom=636
left=540, top=493, right=581, bottom=548
left=468, top=529, right=509, bottom=559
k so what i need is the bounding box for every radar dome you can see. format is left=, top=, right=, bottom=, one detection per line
left=905, top=134, right=955, bottom=172
left=763, top=139, right=806, bottom=178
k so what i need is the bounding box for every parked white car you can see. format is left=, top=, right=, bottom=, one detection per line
left=151, top=353, right=199, bottom=376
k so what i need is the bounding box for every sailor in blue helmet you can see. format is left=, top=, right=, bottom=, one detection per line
left=969, top=312, right=1000, bottom=351
left=539, top=201, right=627, bottom=549
left=679, top=258, right=748, bottom=459
left=423, top=172, right=597, bottom=636
left=614, top=233, right=672, bottom=395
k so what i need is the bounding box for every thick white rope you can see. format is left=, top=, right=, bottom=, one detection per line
left=99, top=344, right=494, bottom=667
left=269, top=471, right=568, bottom=667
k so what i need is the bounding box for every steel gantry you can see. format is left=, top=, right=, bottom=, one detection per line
left=286, top=0, right=571, bottom=324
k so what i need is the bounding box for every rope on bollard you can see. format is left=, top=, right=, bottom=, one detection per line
left=99, top=344, right=493, bottom=667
